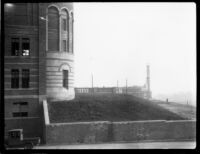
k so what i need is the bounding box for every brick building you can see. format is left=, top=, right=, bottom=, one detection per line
left=4, top=3, right=74, bottom=140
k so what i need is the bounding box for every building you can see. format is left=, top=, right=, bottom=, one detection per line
left=75, top=87, right=119, bottom=94
left=75, top=86, right=150, bottom=99
left=75, top=65, right=152, bottom=99
left=4, top=3, right=74, bottom=140
left=121, top=86, right=150, bottom=99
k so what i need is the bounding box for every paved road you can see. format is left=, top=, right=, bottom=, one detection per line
left=34, top=141, right=196, bottom=149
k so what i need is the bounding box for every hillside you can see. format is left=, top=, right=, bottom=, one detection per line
left=152, top=100, right=196, bottom=120
left=48, top=94, right=186, bottom=123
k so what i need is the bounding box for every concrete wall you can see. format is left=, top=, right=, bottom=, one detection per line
left=112, top=120, right=196, bottom=142
left=45, top=120, right=196, bottom=144
left=46, top=121, right=111, bottom=144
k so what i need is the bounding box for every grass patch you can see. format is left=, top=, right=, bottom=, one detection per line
left=48, top=94, right=186, bottom=123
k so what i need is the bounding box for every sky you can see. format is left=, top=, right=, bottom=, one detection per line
left=73, top=3, right=196, bottom=103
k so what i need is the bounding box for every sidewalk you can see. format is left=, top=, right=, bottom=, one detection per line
left=34, top=141, right=196, bottom=149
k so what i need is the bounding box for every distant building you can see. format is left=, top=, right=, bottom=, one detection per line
left=121, top=86, right=151, bottom=99
left=75, top=86, right=151, bottom=100
left=75, top=65, right=152, bottom=100
left=4, top=3, right=74, bottom=140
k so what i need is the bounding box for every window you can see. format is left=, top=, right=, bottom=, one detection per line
left=71, top=12, right=74, bottom=54
left=12, top=112, right=28, bottom=117
left=62, top=40, right=67, bottom=51
left=22, top=38, right=30, bottom=56
left=11, top=38, right=20, bottom=56
left=13, top=102, right=28, bottom=105
left=22, top=69, right=30, bottom=88
left=48, top=7, right=59, bottom=29
left=62, top=18, right=67, bottom=31
left=11, top=38, right=30, bottom=56
left=48, top=6, right=59, bottom=51
left=10, top=131, right=20, bottom=138
left=12, top=102, right=28, bottom=117
left=11, top=69, right=19, bottom=88
left=63, top=70, right=68, bottom=89
left=61, top=9, right=69, bottom=31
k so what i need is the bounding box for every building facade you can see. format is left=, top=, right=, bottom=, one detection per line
left=4, top=3, right=74, bottom=139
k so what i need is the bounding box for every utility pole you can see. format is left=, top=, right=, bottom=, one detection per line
left=117, top=80, right=119, bottom=94
left=146, top=65, right=151, bottom=99
left=92, top=74, right=93, bottom=94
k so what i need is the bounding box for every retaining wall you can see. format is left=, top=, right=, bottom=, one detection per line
left=46, top=121, right=111, bottom=144
left=45, top=120, right=196, bottom=144
left=43, top=100, right=196, bottom=144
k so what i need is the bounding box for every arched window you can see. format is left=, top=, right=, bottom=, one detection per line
left=48, top=6, right=59, bottom=51
left=61, top=9, right=69, bottom=52
left=71, top=12, right=74, bottom=54
left=61, top=9, right=69, bottom=32
left=59, top=63, right=70, bottom=89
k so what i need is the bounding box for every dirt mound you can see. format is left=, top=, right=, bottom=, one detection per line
left=48, top=94, right=186, bottom=123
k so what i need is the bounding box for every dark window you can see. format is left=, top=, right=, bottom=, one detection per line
left=9, top=131, right=20, bottom=138
left=22, top=38, right=30, bottom=56
left=11, top=69, right=19, bottom=88
left=63, top=70, right=68, bottom=89
left=48, top=6, right=59, bottom=51
left=11, top=38, right=20, bottom=56
left=62, top=18, right=67, bottom=31
left=71, top=12, right=74, bottom=54
left=61, top=9, right=68, bottom=31
left=62, top=40, right=67, bottom=51
left=13, top=102, right=28, bottom=105
left=48, top=7, right=59, bottom=29
left=22, top=69, right=29, bottom=88
left=13, top=112, right=28, bottom=117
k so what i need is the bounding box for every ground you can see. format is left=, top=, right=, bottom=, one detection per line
left=34, top=141, right=196, bottom=149
left=152, top=100, right=196, bottom=120
left=48, top=94, right=187, bottom=123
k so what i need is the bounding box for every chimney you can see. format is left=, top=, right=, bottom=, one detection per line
left=146, top=65, right=151, bottom=99
left=146, top=65, right=150, bottom=92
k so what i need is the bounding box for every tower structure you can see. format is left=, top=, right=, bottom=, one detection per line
left=4, top=2, right=74, bottom=140
left=45, top=3, right=74, bottom=101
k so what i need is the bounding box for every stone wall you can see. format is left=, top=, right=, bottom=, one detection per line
left=46, top=121, right=111, bottom=144
left=112, top=120, right=196, bottom=142
left=45, top=120, right=196, bottom=144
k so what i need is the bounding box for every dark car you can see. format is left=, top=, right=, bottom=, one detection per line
left=5, top=129, right=40, bottom=149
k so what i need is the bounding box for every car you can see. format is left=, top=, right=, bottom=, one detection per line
left=5, top=129, right=40, bottom=149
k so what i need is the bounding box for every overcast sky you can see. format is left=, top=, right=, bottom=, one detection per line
left=74, top=3, right=196, bottom=100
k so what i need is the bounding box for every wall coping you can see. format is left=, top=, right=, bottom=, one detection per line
left=43, top=99, right=50, bottom=125
left=5, top=117, right=41, bottom=120
left=47, top=120, right=196, bottom=126
left=47, top=121, right=111, bottom=126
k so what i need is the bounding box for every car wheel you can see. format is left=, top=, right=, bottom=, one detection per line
left=25, top=143, right=33, bottom=149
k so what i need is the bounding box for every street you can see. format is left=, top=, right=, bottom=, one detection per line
left=34, top=141, right=196, bottom=149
